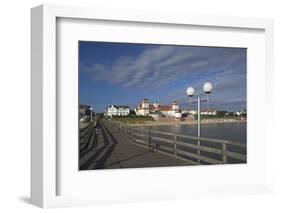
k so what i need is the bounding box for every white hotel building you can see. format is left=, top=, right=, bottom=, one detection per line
left=106, top=105, right=130, bottom=117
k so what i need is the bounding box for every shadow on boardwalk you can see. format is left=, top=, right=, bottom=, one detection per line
left=79, top=119, right=191, bottom=170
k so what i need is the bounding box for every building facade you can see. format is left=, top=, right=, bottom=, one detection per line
left=200, top=109, right=217, bottom=116
left=135, top=98, right=150, bottom=116
left=106, top=105, right=130, bottom=117
left=135, top=99, right=181, bottom=118
left=181, top=109, right=197, bottom=115
left=182, top=109, right=217, bottom=116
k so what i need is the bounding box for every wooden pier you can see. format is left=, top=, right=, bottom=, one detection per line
left=79, top=118, right=246, bottom=170
left=79, top=119, right=192, bottom=170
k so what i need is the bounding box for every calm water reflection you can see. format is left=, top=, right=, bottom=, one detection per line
left=143, top=122, right=246, bottom=143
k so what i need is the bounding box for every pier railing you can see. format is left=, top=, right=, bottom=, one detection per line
left=79, top=120, right=98, bottom=147
left=79, top=123, right=92, bottom=144
left=110, top=121, right=246, bottom=165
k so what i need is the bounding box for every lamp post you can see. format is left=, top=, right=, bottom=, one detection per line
left=89, top=107, right=93, bottom=123
left=186, top=82, right=213, bottom=164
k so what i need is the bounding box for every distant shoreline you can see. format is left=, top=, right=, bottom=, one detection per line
left=126, top=119, right=247, bottom=127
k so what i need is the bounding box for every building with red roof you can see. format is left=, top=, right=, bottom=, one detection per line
left=135, top=99, right=181, bottom=118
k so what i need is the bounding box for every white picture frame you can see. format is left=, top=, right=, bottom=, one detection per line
left=31, top=4, right=274, bottom=208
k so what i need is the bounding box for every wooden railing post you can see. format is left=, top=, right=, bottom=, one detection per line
left=146, top=131, right=150, bottom=147
left=222, top=143, right=227, bottom=163
left=174, top=135, right=178, bottom=156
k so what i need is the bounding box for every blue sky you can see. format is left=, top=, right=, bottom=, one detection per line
left=79, top=41, right=246, bottom=113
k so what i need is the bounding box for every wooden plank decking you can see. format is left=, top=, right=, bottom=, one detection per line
left=79, top=119, right=192, bottom=170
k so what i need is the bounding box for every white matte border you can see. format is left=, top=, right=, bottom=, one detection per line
left=57, top=16, right=266, bottom=197
left=31, top=4, right=274, bottom=208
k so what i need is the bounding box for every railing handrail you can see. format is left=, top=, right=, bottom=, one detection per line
left=110, top=120, right=246, bottom=164
left=118, top=123, right=246, bottom=148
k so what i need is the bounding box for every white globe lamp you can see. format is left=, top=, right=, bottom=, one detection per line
left=186, top=87, right=195, bottom=97
left=203, top=82, right=213, bottom=94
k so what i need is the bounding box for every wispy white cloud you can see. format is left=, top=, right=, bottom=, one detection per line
left=80, top=45, right=246, bottom=111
